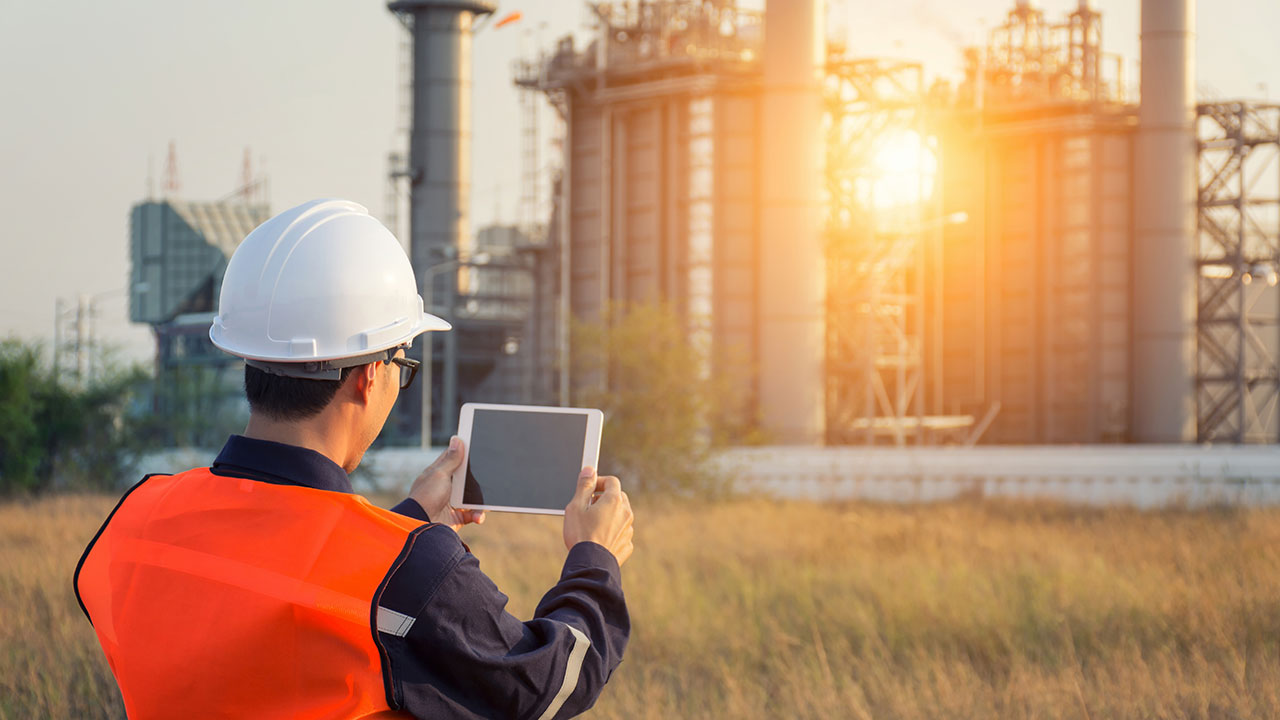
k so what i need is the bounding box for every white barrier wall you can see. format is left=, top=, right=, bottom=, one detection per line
left=718, top=445, right=1280, bottom=508
left=132, top=444, right=1280, bottom=509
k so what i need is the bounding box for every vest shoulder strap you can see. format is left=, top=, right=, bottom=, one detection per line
left=73, top=473, right=170, bottom=626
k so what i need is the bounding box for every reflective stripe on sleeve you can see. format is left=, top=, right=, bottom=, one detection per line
left=376, top=606, right=416, bottom=637
left=536, top=624, right=591, bottom=720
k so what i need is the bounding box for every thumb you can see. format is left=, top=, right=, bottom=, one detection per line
left=427, top=436, right=465, bottom=476
left=575, top=466, right=597, bottom=500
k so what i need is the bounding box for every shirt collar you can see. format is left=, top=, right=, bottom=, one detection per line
left=212, top=434, right=354, bottom=494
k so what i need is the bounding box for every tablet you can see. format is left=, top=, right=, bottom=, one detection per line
left=451, top=403, right=604, bottom=515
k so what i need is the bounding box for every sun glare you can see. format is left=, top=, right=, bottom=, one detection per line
left=870, top=129, right=938, bottom=210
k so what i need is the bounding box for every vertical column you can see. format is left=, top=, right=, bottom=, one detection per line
left=759, top=0, right=826, bottom=444
left=559, top=108, right=573, bottom=406
left=1133, top=0, right=1196, bottom=442
left=389, top=0, right=493, bottom=444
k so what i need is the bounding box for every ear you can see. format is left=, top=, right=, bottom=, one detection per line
left=350, top=363, right=379, bottom=406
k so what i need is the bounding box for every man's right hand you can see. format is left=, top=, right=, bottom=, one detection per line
left=563, top=467, right=634, bottom=566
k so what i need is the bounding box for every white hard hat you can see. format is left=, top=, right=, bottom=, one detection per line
left=210, top=198, right=449, bottom=376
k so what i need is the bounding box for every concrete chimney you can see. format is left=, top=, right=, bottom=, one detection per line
left=759, top=0, right=827, bottom=444
left=1133, top=0, right=1197, bottom=442
left=387, top=0, right=494, bottom=444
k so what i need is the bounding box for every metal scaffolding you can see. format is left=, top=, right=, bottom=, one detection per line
left=980, top=0, right=1122, bottom=106
left=824, top=59, right=964, bottom=445
left=1195, top=101, right=1280, bottom=442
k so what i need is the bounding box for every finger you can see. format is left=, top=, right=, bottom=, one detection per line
left=587, top=478, right=610, bottom=505
left=576, top=467, right=597, bottom=501
left=423, top=436, right=466, bottom=477
left=599, top=475, right=622, bottom=496
left=473, top=510, right=486, bottom=525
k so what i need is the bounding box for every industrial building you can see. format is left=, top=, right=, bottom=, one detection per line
left=329, top=0, right=1273, bottom=449
left=927, top=3, right=1138, bottom=444
left=425, top=0, right=1270, bottom=447
left=508, top=0, right=1145, bottom=445
left=129, top=198, right=271, bottom=445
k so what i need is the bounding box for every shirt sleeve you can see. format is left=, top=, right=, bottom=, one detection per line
left=390, top=498, right=430, bottom=522
left=373, top=526, right=629, bottom=720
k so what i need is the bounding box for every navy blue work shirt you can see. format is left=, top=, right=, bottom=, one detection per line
left=210, top=434, right=630, bottom=719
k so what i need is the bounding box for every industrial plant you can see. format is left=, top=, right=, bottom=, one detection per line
left=130, top=0, right=1280, bottom=450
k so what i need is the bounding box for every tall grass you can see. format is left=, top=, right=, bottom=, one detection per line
left=0, top=496, right=125, bottom=719
left=3, top=494, right=1277, bottom=718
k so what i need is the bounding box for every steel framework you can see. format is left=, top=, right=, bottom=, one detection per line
left=824, top=59, right=966, bottom=445
left=980, top=0, right=1121, bottom=106
left=1196, top=102, right=1280, bottom=442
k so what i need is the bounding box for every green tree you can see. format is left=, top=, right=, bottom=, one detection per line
left=0, top=339, right=161, bottom=494
left=571, top=303, right=759, bottom=497
left=0, top=341, right=44, bottom=490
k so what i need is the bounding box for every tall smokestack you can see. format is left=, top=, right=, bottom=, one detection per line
left=1133, top=0, right=1196, bottom=442
left=388, top=0, right=494, bottom=444
left=759, top=0, right=827, bottom=444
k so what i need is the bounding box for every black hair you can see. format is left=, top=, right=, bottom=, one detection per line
left=243, top=364, right=359, bottom=421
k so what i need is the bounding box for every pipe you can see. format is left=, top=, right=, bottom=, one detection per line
left=1133, top=0, right=1196, bottom=442
left=759, top=0, right=826, bottom=444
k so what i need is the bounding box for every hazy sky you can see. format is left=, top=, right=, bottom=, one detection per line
left=2, top=0, right=1277, bottom=366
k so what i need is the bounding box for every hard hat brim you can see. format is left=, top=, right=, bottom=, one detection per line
left=210, top=310, right=451, bottom=364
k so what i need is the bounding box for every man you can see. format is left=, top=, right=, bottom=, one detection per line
left=74, top=199, right=634, bottom=719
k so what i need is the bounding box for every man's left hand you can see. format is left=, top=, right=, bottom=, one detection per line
left=408, top=436, right=486, bottom=532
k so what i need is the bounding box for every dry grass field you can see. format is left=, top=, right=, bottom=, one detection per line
left=1, top=493, right=1278, bottom=719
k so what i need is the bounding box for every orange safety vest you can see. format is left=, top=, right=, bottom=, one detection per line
left=75, top=468, right=425, bottom=719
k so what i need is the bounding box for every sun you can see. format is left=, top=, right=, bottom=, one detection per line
left=869, top=129, right=938, bottom=210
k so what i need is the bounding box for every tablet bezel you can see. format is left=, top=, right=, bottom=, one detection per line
left=450, top=403, right=603, bottom=516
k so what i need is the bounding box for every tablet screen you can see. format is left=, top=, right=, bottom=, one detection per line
left=462, top=408, right=589, bottom=510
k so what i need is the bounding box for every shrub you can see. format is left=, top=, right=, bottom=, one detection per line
left=570, top=303, right=758, bottom=497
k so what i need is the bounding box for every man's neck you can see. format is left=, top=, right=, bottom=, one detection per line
left=243, top=413, right=351, bottom=471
